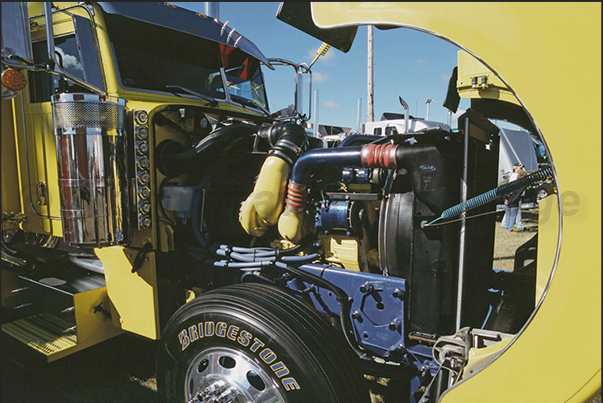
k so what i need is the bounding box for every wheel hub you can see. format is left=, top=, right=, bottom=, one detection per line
left=185, top=347, right=286, bottom=403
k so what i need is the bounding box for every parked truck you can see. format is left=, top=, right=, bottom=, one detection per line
left=1, top=2, right=599, bottom=403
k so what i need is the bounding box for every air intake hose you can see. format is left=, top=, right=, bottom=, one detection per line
left=278, top=143, right=416, bottom=243
left=156, top=123, right=259, bottom=177
left=239, top=121, right=309, bottom=238
left=260, top=120, right=308, bottom=166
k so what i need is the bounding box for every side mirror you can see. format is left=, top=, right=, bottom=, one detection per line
left=1, top=2, right=34, bottom=67
left=268, top=58, right=312, bottom=122
left=2, top=2, right=104, bottom=96
left=1, top=3, right=57, bottom=70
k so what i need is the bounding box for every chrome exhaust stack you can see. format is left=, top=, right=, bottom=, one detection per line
left=52, top=93, right=130, bottom=246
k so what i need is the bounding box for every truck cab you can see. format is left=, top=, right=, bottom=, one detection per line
left=1, top=1, right=284, bottom=358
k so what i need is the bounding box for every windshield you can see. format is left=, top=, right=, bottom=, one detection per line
left=104, top=14, right=268, bottom=110
left=222, top=51, right=267, bottom=109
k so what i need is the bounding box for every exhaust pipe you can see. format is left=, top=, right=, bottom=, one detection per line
left=399, top=96, right=409, bottom=134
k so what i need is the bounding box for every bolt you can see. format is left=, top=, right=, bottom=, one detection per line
left=359, top=282, right=373, bottom=294
left=392, top=288, right=403, bottom=299
left=201, top=380, right=226, bottom=399
left=351, top=311, right=362, bottom=320
left=216, top=388, right=239, bottom=403
left=388, top=318, right=401, bottom=331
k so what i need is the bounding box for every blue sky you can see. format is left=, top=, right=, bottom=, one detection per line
left=172, top=2, right=471, bottom=130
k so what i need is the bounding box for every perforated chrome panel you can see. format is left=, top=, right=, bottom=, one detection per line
left=52, top=93, right=130, bottom=246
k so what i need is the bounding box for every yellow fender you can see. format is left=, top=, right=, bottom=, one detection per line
left=307, top=3, right=601, bottom=402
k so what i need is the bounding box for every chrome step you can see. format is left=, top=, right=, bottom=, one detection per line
left=2, top=313, right=77, bottom=356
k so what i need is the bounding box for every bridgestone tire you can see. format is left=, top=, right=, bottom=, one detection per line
left=156, top=283, right=370, bottom=403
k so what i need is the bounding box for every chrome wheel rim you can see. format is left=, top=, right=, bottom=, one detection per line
left=185, top=347, right=286, bottom=403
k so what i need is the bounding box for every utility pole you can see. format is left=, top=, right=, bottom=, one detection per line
left=367, top=25, right=374, bottom=123
left=313, top=89, right=319, bottom=137
left=357, top=97, right=362, bottom=132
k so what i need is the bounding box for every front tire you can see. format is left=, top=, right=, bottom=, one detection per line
left=156, top=283, right=369, bottom=403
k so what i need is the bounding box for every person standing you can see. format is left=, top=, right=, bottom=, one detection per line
left=501, top=163, right=526, bottom=230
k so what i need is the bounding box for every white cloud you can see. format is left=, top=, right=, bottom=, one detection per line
left=323, top=100, right=342, bottom=109
left=416, top=58, right=427, bottom=64
left=312, top=71, right=330, bottom=83
left=441, top=73, right=451, bottom=83
left=55, top=47, right=82, bottom=71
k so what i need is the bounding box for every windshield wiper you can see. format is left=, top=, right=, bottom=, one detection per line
left=230, top=94, right=270, bottom=115
left=165, top=85, right=218, bottom=107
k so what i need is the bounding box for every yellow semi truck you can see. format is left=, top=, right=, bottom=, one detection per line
left=1, top=2, right=599, bottom=403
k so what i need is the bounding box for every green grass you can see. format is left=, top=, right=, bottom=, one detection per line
left=493, top=209, right=539, bottom=272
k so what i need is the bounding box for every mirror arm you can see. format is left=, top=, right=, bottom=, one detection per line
left=40, top=3, right=104, bottom=94
left=43, top=3, right=56, bottom=70
left=267, top=58, right=312, bottom=122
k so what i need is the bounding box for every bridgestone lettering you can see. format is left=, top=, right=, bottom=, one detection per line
left=178, top=321, right=299, bottom=390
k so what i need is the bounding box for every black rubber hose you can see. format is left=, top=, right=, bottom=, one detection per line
left=155, top=123, right=259, bottom=177
left=178, top=123, right=259, bottom=160
left=258, top=121, right=308, bottom=167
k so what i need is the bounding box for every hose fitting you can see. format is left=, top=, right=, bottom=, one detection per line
left=260, top=121, right=308, bottom=166
left=361, top=144, right=399, bottom=169
left=285, top=181, right=310, bottom=213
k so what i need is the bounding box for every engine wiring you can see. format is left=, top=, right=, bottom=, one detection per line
left=181, top=165, right=367, bottom=358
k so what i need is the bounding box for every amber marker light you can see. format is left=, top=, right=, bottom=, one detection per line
left=1, top=69, right=27, bottom=92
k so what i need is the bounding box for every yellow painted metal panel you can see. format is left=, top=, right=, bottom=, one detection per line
left=320, top=234, right=362, bottom=271
left=95, top=246, right=161, bottom=340
left=461, top=336, right=514, bottom=379
left=310, top=2, right=601, bottom=401
left=10, top=93, right=60, bottom=236
left=1, top=99, right=22, bottom=224
left=456, top=50, right=520, bottom=105
left=26, top=102, right=62, bottom=220
left=73, top=287, right=123, bottom=346
left=8, top=287, right=124, bottom=363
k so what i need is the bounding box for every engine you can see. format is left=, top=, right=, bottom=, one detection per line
left=152, top=114, right=500, bottom=354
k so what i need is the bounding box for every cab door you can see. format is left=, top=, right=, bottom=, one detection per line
left=16, top=8, right=105, bottom=236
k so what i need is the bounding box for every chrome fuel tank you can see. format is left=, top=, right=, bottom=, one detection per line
left=52, top=93, right=130, bottom=246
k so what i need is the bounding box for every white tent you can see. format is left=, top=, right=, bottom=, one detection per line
left=497, top=127, right=539, bottom=185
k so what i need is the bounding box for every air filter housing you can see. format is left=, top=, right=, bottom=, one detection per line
left=52, top=93, right=130, bottom=246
